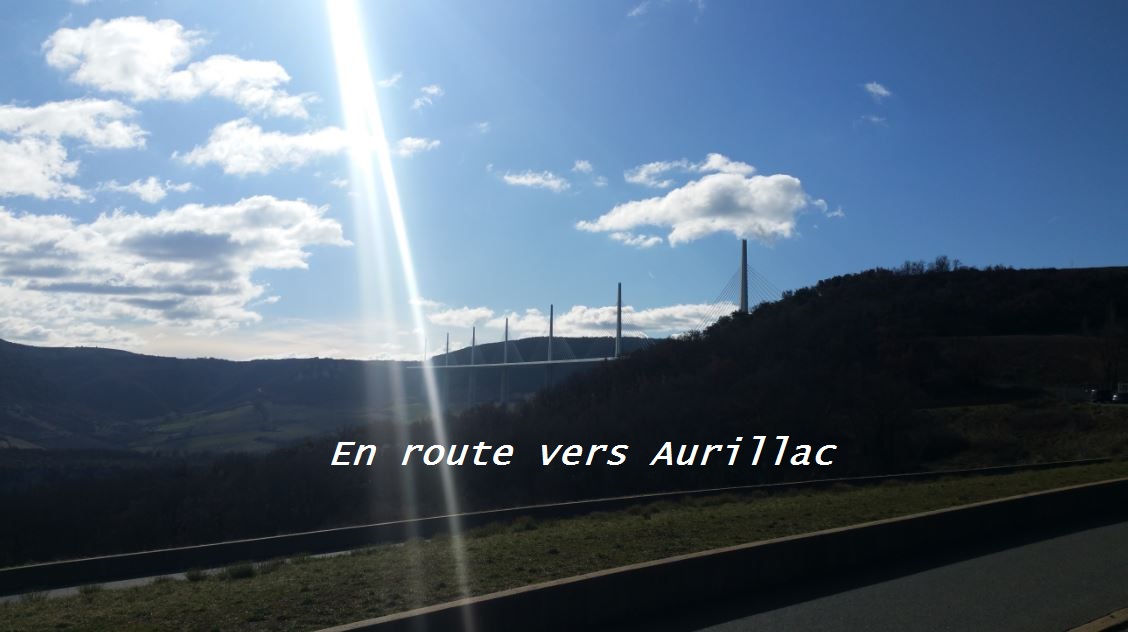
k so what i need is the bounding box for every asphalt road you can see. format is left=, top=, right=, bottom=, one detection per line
left=667, top=519, right=1128, bottom=632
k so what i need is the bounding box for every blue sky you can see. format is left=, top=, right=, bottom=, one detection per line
left=0, top=0, right=1125, bottom=359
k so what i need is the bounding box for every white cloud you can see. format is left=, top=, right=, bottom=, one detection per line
left=98, top=176, right=194, bottom=203
left=610, top=231, right=663, bottom=248
left=413, top=296, right=751, bottom=355
left=0, top=99, right=146, bottom=149
left=395, top=136, right=441, bottom=157
left=826, top=206, right=845, bottom=218
left=0, top=286, right=144, bottom=348
left=329, top=177, right=348, bottom=189
left=629, top=0, right=705, bottom=19
left=43, top=17, right=312, bottom=118
left=427, top=306, right=495, bottom=328
left=502, top=170, right=570, bottom=193
left=139, top=318, right=420, bottom=361
left=176, top=118, right=347, bottom=175
left=628, top=1, right=651, bottom=17
left=376, top=72, right=402, bottom=88
left=0, top=98, right=149, bottom=201
left=859, top=114, right=887, bottom=125
left=422, top=298, right=702, bottom=338
left=0, top=196, right=349, bottom=346
left=693, top=153, right=754, bottom=175
left=580, top=155, right=824, bottom=245
left=624, top=153, right=755, bottom=188
left=183, top=56, right=313, bottom=119
left=411, top=84, right=444, bottom=110
left=487, top=302, right=727, bottom=338
left=864, top=81, right=892, bottom=102
left=475, top=121, right=491, bottom=134
left=572, top=159, right=593, bottom=173
left=418, top=295, right=734, bottom=339
left=0, top=138, right=85, bottom=200
left=485, top=309, right=546, bottom=336
left=624, top=159, right=687, bottom=188
left=573, top=160, right=611, bottom=188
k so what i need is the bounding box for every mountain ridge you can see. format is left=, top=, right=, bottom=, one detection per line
left=0, top=334, right=649, bottom=451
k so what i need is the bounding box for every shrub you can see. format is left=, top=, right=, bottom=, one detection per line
left=221, top=563, right=256, bottom=580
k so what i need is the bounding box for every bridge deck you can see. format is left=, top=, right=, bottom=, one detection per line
left=413, top=357, right=615, bottom=369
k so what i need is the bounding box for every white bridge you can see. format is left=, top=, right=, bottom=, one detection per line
left=416, top=240, right=779, bottom=405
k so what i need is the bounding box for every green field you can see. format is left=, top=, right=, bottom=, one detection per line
left=126, top=404, right=382, bottom=453
left=4, top=460, right=1127, bottom=632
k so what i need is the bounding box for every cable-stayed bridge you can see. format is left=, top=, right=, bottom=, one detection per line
left=419, top=239, right=781, bottom=405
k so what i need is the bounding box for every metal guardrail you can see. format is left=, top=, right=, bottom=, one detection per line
left=0, top=457, right=1113, bottom=596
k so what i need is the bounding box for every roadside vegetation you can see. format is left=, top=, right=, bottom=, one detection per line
left=922, top=400, right=1128, bottom=467
left=4, top=460, right=1127, bottom=632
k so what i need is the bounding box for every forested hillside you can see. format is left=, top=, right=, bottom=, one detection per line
left=0, top=336, right=644, bottom=451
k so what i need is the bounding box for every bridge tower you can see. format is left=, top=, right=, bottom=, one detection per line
left=615, top=282, right=622, bottom=358
left=739, top=239, right=748, bottom=314
left=500, top=317, right=509, bottom=405
left=546, top=304, right=554, bottom=388
left=467, top=326, right=476, bottom=406
left=443, top=333, right=450, bottom=408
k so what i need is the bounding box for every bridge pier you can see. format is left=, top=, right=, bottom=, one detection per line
left=545, top=303, right=554, bottom=388
left=443, top=333, right=449, bottom=409
left=500, top=317, right=509, bottom=406
left=615, top=282, right=622, bottom=358
left=467, top=326, right=476, bottom=407
left=740, top=239, right=748, bottom=313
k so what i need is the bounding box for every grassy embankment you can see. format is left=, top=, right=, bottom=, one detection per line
left=926, top=400, right=1128, bottom=467
left=4, top=460, right=1128, bottom=631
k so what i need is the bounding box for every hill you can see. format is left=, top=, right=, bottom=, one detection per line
left=0, top=336, right=649, bottom=452
left=488, top=261, right=1128, bottom=458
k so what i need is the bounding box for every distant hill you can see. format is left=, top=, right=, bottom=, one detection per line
left=7, top=260, right=1128, bottom=565
left=0, top=335, right=649, bottom=452
left=4, top=260, right=1128, bottom=457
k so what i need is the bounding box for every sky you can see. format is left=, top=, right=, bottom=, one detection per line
left=0, top=0, right=1126, bottom=360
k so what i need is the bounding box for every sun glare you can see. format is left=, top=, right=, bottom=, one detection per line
left=326, top=0, right=475, bottom=619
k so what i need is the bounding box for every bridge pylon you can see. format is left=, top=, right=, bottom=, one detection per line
left=615, top=282, right=622, bottom=358
left=740, top=238, right=748, bottom=314
left=546, top=304, right=554, bottom=388
left=500, top=318, right=509, bottom=405
left=467, top=326, right=476, bottom=407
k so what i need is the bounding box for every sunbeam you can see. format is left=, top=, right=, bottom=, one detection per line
left=326, top=0, right=475, bottom=624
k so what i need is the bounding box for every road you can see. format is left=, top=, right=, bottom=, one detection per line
left=657, top=519, right=1128, bottom=632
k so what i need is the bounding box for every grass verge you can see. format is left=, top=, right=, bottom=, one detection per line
left=3, top=460, right=1128, bottom=631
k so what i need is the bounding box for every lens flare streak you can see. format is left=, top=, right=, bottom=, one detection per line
left=326, top=0, right=475, bottom=622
